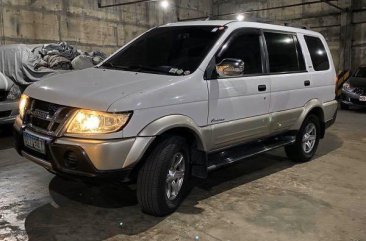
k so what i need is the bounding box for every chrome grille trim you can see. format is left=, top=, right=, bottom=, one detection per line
left=24, top=99, right=74, bottom=137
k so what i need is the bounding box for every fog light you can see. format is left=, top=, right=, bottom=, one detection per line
left=64, top=151, right=78, bottom=169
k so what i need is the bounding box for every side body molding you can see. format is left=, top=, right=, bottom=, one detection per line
left=138, top=115, right=210, bottom=151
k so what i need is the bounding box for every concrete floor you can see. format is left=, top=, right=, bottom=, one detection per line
left=0, top=109, right=365, bottom=241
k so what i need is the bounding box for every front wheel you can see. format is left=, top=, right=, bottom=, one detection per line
left=285, top=114, right=321, bottom=163
left=137, top=136, right=190, bottom=216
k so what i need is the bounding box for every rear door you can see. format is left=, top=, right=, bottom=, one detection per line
left=263, top=31, right=310, bottom=133
left=206, top=28, right=271, bottom=150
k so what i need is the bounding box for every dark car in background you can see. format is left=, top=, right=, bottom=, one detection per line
left=341, top=66, right=366, bottom=110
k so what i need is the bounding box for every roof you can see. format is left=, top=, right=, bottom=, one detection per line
left=164, top=20, right=320, bottom=36
left=165, top=20, right=233, bottom=27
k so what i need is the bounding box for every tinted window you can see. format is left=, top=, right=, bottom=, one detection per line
left=354, top=67, right=366, bottom=78
left=304, top=36, right=330, bottom=71
left=264, top=32, right=305, bottom=73
left=216, top=31, right=263, bottom=75
left=103, top=26, right=226, bottom=76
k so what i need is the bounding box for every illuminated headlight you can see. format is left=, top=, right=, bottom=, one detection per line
left=7, top=84, right=21, bottom=100
left=66, top=110, right=131, bottom=134
left=19, top=94, right=29, bottom=119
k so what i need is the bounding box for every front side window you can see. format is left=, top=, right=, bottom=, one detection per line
left=304, top=36, right=330, bottom=71
left=264, top=32, right=305, bottom=73
left=214, top=30, right=264, bottom=76
left=102, top=26, right=226, bottom=76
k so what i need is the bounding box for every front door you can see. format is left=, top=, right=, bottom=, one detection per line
left=207, top=29, right=271, bottom=150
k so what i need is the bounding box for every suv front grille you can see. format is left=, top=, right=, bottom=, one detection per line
left=353, top=87, right=366, bottom=96
left=24, top=99, right=74, bottom=136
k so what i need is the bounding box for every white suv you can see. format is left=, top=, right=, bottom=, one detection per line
left=14, top=21, right=338, bottom=216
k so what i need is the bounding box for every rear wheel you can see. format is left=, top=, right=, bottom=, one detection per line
left=137, top=136, right=190, bottom=216
left=285, top=114, right=320, bottom=163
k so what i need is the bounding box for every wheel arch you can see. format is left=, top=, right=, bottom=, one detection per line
left=127, top=115, right=209, bottom=180
left=137, top=115, right=209, bottom=151
left=293, top=99, right=326, bottom=138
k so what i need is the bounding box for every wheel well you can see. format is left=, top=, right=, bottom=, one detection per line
left=129, top=127, right=206, bottom=181
left=308, top=107, right=325, bottom=138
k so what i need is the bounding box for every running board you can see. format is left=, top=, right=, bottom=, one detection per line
left=207, top=135, right=296, bottom=172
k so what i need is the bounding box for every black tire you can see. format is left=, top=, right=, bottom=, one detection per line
left=340, top=102, right=349, bottom=110
left=137, top=136, right=190, bottom=216
left=285, top=114, right=321, bottom=163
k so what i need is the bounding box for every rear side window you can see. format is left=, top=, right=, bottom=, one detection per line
left=264, top=32, right=305, bottom=73
left=304, top=36, right=330, bottom=71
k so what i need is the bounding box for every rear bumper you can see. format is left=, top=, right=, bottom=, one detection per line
left=323, top=100, right=338, bottom=128
left=0, top=100, right=18, bottom=124
left=14, top=120, right=155, bottom=181
left=325, top=108, right=337, bottom=129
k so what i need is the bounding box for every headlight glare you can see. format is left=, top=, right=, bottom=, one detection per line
left=66, top=110, right=131, bottom=134
left=19, top=94, right=29, bottom=119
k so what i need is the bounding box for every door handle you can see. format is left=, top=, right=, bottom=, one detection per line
left=304, top=80, right=311, bottom=86
left=258, top=85, right=267, bottom=92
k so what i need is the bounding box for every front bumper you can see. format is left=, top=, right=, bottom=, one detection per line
left=341, top=90, right=366, bottom=108
left=0, top=100, right=18, bottom=124
left=14, top=120, right=155, bottom=181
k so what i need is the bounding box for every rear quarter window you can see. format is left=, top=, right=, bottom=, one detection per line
left=304, top=36, right=330, bottom=71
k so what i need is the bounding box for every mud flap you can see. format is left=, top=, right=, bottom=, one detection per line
left=190, top=148, right=208, bottom=179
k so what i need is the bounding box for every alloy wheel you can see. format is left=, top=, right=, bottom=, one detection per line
left=165, top=152, right=185, bottom=201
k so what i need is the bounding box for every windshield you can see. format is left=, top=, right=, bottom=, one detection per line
left=102, top=26, right=226, bottom=76
left=354, top=67, right=366, bottom=78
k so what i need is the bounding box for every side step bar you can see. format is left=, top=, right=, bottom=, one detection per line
left=207, top=135, right=296, bottom=172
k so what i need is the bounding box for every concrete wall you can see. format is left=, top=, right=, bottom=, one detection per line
left=0, top=0, right=364, bottom=70
left=0, top=0, right=213, bottom=55
left=213, top=0, right=366, bottom=71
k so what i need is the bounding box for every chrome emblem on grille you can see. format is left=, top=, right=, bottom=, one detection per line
left=32, top=109, right=50, bottom=120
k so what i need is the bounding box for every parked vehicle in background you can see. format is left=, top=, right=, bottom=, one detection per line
left=0, top=72, right=21, bottom=124
left=14, top=21, right=338, bottom=216
left=340, top=65, right=366, bottom=109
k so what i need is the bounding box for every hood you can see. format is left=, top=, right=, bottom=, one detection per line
left=25, top=67, right=184, bottom=111
left=348, top=77, right=366, bottom=88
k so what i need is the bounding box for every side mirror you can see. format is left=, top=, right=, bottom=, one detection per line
left=216, top=58, right=245, bottom=78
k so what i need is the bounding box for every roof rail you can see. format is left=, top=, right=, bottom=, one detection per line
left=283, top=22, right=308, bottom=29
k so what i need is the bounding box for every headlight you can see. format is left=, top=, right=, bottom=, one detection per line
left=19, top=94, right=29, bottom=119
left=7, top=84, right=21, bottom=100
left=343, top=82, right=353, bottom=91
left=66, top=110, right=131, bottom=134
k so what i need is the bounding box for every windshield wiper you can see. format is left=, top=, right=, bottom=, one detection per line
left=100, top=62, right=126, bottom=70
left=118, top=65, right=177, bottom=75
left=100, top=63, right=180, bottom=75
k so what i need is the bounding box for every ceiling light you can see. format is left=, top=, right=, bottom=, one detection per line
left=160, top=0, right=169, bottom=9
left=236, top=14, right=245, bottom=21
